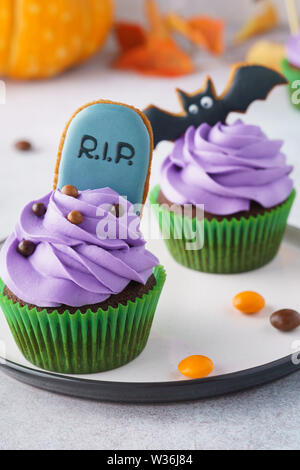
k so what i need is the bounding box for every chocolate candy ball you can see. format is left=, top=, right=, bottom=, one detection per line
left=17, top=240, right=36, bottom=257
left=61, top=185, right=79, bottom=198
left=67, top=211, right=83, bottom=225
left=32, top=202, right=47, bottom=217
left=15, top=140, right=32, bottom=151
left=270, top=309, right=300, bottom=332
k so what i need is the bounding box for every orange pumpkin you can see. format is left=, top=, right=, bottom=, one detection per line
left=0, top=0, right=113, bottom=79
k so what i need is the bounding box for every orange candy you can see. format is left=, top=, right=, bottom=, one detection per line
left=178, top=355, right=214, bottom=379
left=233, top=291, right=265, bottom=314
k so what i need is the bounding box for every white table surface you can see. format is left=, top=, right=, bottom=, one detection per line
left=1, top=31, right=300, bottom=450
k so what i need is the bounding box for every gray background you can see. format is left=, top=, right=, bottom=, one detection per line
left=115, top=0, right=291, bottom=25
left=1, top=371, right=299, bottom=450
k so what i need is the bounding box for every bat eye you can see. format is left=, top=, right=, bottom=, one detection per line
left=200, top=96, right=214, bottom=109
left=188, top=104, right=199, bottom=115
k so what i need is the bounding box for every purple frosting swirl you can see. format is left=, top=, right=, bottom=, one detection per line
left=287, top=33, right=300, bottom=68
left=0, top=188, right=158, bottom=308
left=160, top=120, right=293, bottom=215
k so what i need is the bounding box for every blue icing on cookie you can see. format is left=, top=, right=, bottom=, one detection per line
left=57, top=102, right=152, bottom=205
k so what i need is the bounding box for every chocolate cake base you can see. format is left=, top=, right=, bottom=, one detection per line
left=157, top=190, right=282, bottom=222
left=3, top=275, right=156, bottom=315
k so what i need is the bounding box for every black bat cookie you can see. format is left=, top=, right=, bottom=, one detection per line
left=144, top=64, right=287, bottom=147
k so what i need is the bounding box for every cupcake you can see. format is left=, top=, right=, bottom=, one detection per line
left=0, top=100, right=165, bottom=374
left=150, top=120, right=295, bottom=274
left=282, top=33, right=300, bottom=109
left=0, top=187, right=165, bottom=374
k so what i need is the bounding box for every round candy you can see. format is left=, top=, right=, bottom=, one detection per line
left=270, top=309, right=300, bottom=332
left=67, top=210, right=83, bottom=225
left=61, top=185, right=79, bottom=198
left=32, top=202, right=47, bottom=217
left=233, top=291, right=265, bottom=314
left=15, top=140, right=32, bottom=151
left=17, top=240, right=36, bottom=258
left=178, top=355, right=214, bottom=379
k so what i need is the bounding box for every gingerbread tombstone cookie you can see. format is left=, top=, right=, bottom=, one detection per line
left=144, top=63, right=287, bottom=147
left=54, top=100, right=153, bottom=206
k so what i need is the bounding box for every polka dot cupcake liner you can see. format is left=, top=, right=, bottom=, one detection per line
left=0, top=265, right=166, bottom=375
left=150, top=186, right=296, bottom=274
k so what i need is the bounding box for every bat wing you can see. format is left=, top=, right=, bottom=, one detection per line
left=144, top=105, right=188, bottom=147
left=222, top=65, right=287, bottom=116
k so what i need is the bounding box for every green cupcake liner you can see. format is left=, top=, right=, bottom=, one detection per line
left=282, top=58, right=300, bottom=110
left=150, top=186, right=295, bottom=274
left=0, top=265, right=166, bottom=375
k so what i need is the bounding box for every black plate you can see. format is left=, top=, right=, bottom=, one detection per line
left=1, top=232, right=300, bottom=403
left=0, top=354, right=299, bottom=403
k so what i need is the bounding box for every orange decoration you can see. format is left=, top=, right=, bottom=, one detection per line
left=233, top=291, right=266, bottom=315
left=166, top=13, right=210, bottom=50
left=115, top=23, right=147, bottom=53
left=146, top=0, right=169, bottom=38
left=166, top=13, right=225, bottom=55
left=114, top=36, right=195, bottom=77
left=234, top=1, right=278, bottom=45
left=178, top=355, right=214, bottom=379
left=114, top=0, right=224, bottom=77
left=0, top=0, right=113, bottom=80
left=188, top=16, right=225, bottom=55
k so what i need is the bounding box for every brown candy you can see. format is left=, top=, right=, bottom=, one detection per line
left=17, top=240, right=36, bottom=258
left=270, top=309, right=300, bottom=332
left=67, top=210, right=83, bottom=225
left=61, top=185, right=79, bottom=198
left=15, top=140, right=32, bottom=151
left=32, top=202, right=47, bottom=217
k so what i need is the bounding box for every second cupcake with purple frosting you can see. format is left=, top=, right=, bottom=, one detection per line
left=151, top=119, right=295, bottom=273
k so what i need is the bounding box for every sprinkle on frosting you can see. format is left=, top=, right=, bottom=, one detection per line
left=160, top=120, right=293, bottom=215
left=0, top=187, right=158, bottom=308
left=32, top=202, right=47, bottom=218
left=61, top=185, right=79, bottom=198
left=67, top=210, right=84, bottom=225
left=17, top=240, right=36, bottom=258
